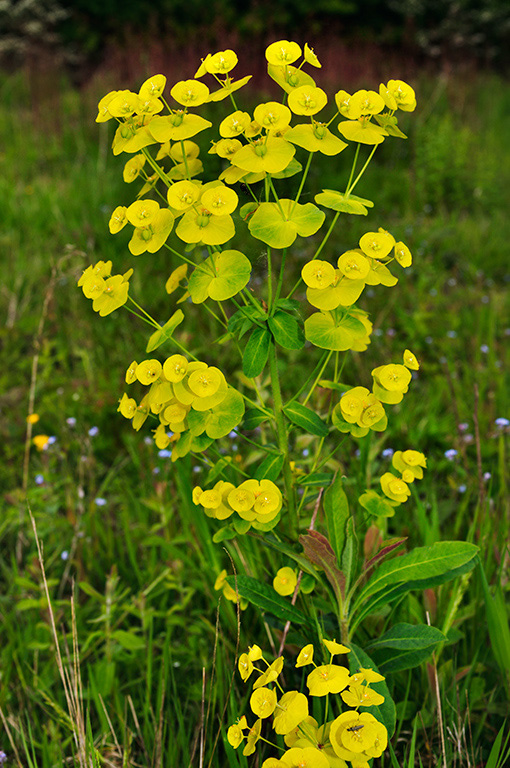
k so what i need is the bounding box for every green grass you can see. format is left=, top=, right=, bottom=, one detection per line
left=0, top=65, right=509, bottom=767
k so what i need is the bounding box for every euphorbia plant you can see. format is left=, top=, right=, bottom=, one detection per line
left=81, top=39, right=479, bottom=758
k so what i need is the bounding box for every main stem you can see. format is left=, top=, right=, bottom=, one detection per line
left=268, top=343, right=298, bottom=538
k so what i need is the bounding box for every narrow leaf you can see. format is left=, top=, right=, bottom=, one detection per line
left=323, top=473, right=349, bottom=566
left=284, top=401, right=329, bottom=437
left=225, top=575, right=310, bottom=625
left=242, top=326, right=271, bottom=377
left=254, top=452, right=284, bottom=482
left=268, top=310, right=305, bottom=350
left=146, top=309, right=184, bottom=352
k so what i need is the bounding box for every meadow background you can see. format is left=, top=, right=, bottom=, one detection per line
left=0, top=1, right=509, bottom=766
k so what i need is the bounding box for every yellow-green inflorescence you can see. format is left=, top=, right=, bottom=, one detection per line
left=228, top=640, right=388, bottom=768
left=118, top=354, right=245, bottom=460
left=193, top=478, right=283, bottom=532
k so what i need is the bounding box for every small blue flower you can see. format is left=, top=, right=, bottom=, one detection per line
left=158, top=449, right=172, bottom=458
left=47, top=436, right=57, bottom=445
left=152, top=467, right=160, bottom=474
left=446, top=330, right=457, bottom=339
left=66, top=417, right=76, bottom=427
left=94, top=497, right=107, bottom=506
left=61, top=550, right=69, bottom=561
left=88, top=426, right=99, bottom=437
left=193, top=466, right=202, bottom=473
left=480, top=344, right=489, bottom=354
left=0, top=750, right=7, bottom=765
left=458, top=422, right=469, bottom=432
left=444, top=449, right=458, bottom=460
left=483, top=472, right=491, bottom=481
left=144, top=436, right=153, bottom=445
left=382, top=448, right=394, bottom=459
left=35, top=474, right=44, bottom=485
left=458, top=484, right=467, bottom=493
left=495, top=417, right=509, bottom=428
left=228, top=430, right=237, bottom=439
left=302, top=448, right=310, bottom=457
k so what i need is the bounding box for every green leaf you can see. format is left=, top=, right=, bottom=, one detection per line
left=353, top=558, right=478, bottom=632
left=242, top=408, right=268, bottom=431
left=112, top=630, right=146, bottom=651
left=249, top=533, right=318, bottom=576
left=284, top=401, right=329, bottom=437
left=323, top=473, right=349, bottom=566
left=225, top=574, right=310, bottom=625
left=268, top=310, right=305, bottom=350
left=356, top=541, right=479, bottom=606
left=315, top=189, right=374, bottom=215
left=305, top=311, right=367, bottom=351
left=367, top=623, right=447, bottom=673
left=297, top=472, right=334, bottom=487
left=375, top=646, right=442, bottom=674
left=146, top=310, right=184, bottom=352
left=188, top=249, right=251, bottom=303
left=212, top=526, right=237, bottom=543
left=205, top=456, right=231, bottom=484
left=348, top=644, right=396, bottom=736
left=254, top=452, right=284, bottom=482
left=242, top=326, right=271, bottom=377
left=275, top=298, right=301, bottom=312
left=478, top=559, right=510, bottom=679
left=249, top=199, right=325, bottom=249
left=358, top=490, right=396, bottom=518
left=205, top=388, right=245, bottom=439
left=366, top=622, right=446, bottom=652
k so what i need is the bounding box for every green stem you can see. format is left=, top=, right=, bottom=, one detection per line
left=272, top=248, right=287, bottom=313
left=179, top=140, right=190, bottom=180
left=267, top=247, right=273, bottom=311
left=127, top=297, right=160, bottom=327
left=346, top=145, right=378, bottom=196
left=344, top=144, right=360, bottom=194
left=302, top=351, right=333, bottom=406
left=290, top=152, right=313, bottom=215
left=268, top=343, right=297, bottom=537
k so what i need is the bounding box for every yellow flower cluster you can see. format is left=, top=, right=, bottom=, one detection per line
left=333, top=350, right=419, bottom=438
left=117, top=354, right=243, bottom=460
left=380, top=449, right=427, bottom=505
left=302, top=228, right=412, bottom=313
left=228, top=641, right=388, bottom=768
left=77, top=260, right=131, bottom=316
left=193, top=478, right=282, bottom=532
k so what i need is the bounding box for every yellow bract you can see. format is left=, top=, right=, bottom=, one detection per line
left=273, top=567, right=297, bottom=596
left=219, top=110, right=251, bottom=138
left=380, top=472, right=411, bottom=503
left=170, top=79, right=210, bottom=107
left=206, top=49, right=238, bottom=74
left=201, top=184, right=238, bottom=216
left=139, top=74, right=167, bottom=99
left=359, top=230, right=396, bottom=259
left=288, top=85, right=327, bottom=116
left=307, top=664, right=350, bottom=696
left=253, top=102, right=292, bottom=133
left=349, top=89, right=385, bottom=116
left=296, top=644, right=314, bottom=668
left=265, top=40, right=302, bottom=66
left=304, top=43, right=321, bottom=68
left=394, top=240, right=412, bottom=267
left=337, top=250, right=370, bottom=280
left=301, top=260, right=336, bottom=289
left=167, top=180, right=201, bottom=211
left=109, top=206, right=128, bottom=234
left=250, top=687, right=277, bottom=718
left=123, top=154, right=146, bottom=183
left=273, top=690, right=308, bottom=734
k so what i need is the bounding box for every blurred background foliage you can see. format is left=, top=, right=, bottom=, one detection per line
left=0, top=0, right=509, bottom=84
